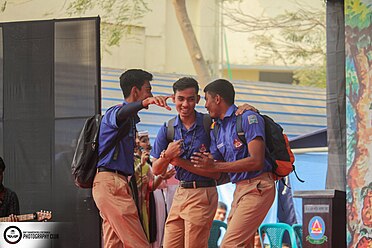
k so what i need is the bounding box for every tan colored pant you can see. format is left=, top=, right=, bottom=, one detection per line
left=221, top=172, right=276, bottom=248
left=92, top=171, right=150, bottom=248
left=163, top=186, right=218, bottom=248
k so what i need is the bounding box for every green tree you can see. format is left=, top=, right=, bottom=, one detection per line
left=293, top=63, right=326, bottom=88
left=223, top=0, right=326, bottom=87
left=66, top=0, right=150, bottom=54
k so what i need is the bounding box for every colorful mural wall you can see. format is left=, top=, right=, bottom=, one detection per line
left=345, top=0, right=372, bottom=247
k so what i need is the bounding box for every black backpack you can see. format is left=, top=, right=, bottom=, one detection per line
left=213, top=113, right=304, bottom=183
left=165, top=114, right=230, bottom=185
left=71, top=114, right=130, bottom=188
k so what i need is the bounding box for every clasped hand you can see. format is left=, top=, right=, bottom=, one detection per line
left=166, top=139, right=183, bottom=160
left=191, top=152, right=214, bottom=168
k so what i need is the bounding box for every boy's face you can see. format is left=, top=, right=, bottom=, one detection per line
left=214, top=207, right=227, bottom=221
left=204, top=92, right=219, bottom=119
left=136, top=81, right=153, bottom=101
left=138, top=135, right=151, bottom=151
left=173, top=88, right=200, bottom=119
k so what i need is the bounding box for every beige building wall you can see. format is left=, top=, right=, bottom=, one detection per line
left=144, top=1, right=167, bottom=72
left=0, top=0, right=219, bottom=76
left=102, top=25, right=146, bottom=70
left=222, top=69, right=260, bottom=81
left=162, top=0, right=219, bottom=76
left=0, top=0, right=319, bottom=80
left=221, top=65, right=300, bottom=84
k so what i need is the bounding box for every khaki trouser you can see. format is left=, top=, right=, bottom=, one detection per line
left=163, top=186, right=218, bottom=248
left=92, top=171, right=150, bottom=248
left=221, top=172, right=276, bottom=248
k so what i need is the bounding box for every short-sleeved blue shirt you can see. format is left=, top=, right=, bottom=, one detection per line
left=151, top=111, right=212, bottom=182
left=97, top=101, right=139, bottom=175
left=210, top=105, right=273, bottom=183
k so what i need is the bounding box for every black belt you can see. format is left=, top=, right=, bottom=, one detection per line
left=98, top=167, right=130, bottom=177
left=179, top=180, right=216, bottom=189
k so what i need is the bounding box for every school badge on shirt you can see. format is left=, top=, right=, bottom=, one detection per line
left=233, top=138, right=243, bottom=149
left=248, top=114, right=258, bottom=124
left=199, top=144, right=207, bottom=153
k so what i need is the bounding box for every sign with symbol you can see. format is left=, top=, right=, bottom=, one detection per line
left=306, top=216, right=328, bottom=245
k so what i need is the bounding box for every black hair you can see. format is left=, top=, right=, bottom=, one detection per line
left=218, top=201, right=227, bottom=210
left=204, top=79, right=235, bottom=105
left=0, top=157, right=5, bottom=171
left=173, top=77, right=199, bottom=94
left=119, top=69, right=153, bottom=98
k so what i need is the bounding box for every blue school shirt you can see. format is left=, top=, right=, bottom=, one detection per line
left=151, top=111, right=212, bottom=182
left=97, top=101, right=139, bottom=175
left=210, top=105, right=273, bottom=183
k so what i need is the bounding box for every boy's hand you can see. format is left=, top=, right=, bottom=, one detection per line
left=191, top=152, right=215, bottom=168
left=166, top=139, right=183, bottom=160
left=143, top=96, right=172, bottom=110
left=162, top=168, right=176, bottom=180
left=8, top=214, right=18, bottom=222
left=235, top=103, right=258, bottom=115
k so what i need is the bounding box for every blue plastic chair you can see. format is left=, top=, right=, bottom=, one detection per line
left=208, top=220, right=227, bottom=248
left=259, top=223, right=298, bottom=248
left=292, top=224, right=303, bottom=248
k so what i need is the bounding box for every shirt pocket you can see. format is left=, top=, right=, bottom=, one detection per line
left=217, top=143, right=227, bottom=158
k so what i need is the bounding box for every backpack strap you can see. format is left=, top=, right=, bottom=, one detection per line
left=292, top=165, right=305, bottom=183
left=236, top=114, right=273, bottom=164
left=202, top=114, right=212, bottom=135
left=166, top=117, right=176, bottom=143
left=236, top=115, right=247, bottom=145
left=212, top=121, right=219, bottom=140
left=209, top=116, right=231, bottom=186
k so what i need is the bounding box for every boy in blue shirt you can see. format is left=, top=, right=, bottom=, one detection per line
left=151, top=77, right=254, bottom=248
left=93, top=69, right=171, bottom=248
left=192, top=79, right=276, bottom=248
left=151, top=77, right=220, bottom=248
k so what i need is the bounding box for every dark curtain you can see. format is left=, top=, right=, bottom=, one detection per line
left=1, top=17, right=101, bottom=248
left=326, top=0, right=346, bottom=191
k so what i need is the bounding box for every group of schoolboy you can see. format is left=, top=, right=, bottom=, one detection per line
left=92, top=69, right=276, bottom=248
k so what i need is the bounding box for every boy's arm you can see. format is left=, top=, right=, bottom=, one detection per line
left=151, top=168, right=176, bottom=191
left=152, top=140, right=183, bottom=175
left=116, top=96, right=171, bottom=125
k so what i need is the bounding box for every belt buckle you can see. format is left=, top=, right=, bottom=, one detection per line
left=193, top=181, right=196, bottom=189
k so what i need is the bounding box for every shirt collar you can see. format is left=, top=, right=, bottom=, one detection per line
left=174, top=111, right=202, bottom=130
left=221, top=105, right=237, bottom=120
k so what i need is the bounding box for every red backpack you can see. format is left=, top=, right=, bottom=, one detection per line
left=213, top=114, right=304, bottom=183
